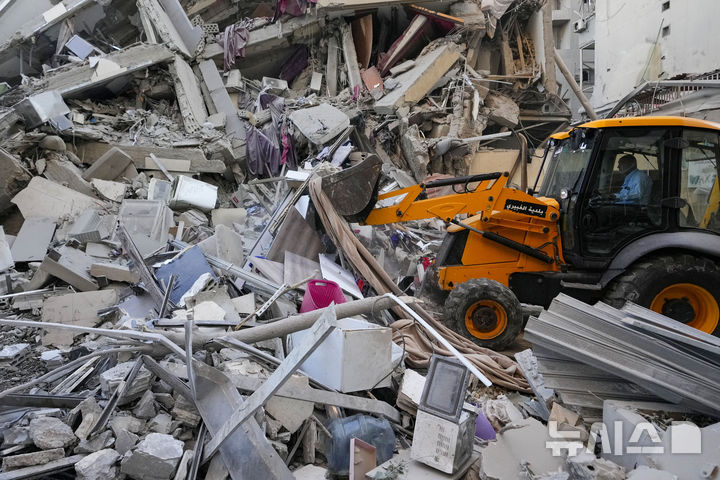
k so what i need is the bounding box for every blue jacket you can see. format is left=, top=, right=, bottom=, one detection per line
left=616, top=168, right=652, bottom=204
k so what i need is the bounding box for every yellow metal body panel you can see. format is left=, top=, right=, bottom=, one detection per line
left=551, top=115, right=720, bottom=140
left=363, top=173, right=563, bottom=290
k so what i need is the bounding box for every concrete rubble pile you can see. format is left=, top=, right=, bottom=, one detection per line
left=0, top=0, right=709, bottom=479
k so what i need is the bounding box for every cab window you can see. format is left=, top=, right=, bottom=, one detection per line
left=680, top=129, right=720, bottom=233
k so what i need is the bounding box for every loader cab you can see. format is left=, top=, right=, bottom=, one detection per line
left=538, top=117, right=720, bottom=270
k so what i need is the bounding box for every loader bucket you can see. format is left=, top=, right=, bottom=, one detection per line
left=320, top=153, right=383, bottom=222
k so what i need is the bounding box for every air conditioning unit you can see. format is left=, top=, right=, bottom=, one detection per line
left=574, top=18, right=587, bottom=32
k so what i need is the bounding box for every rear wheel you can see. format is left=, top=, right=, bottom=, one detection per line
left=444, top=278, right=523, bottom=350
left=604, top=254, right=720, bottom=336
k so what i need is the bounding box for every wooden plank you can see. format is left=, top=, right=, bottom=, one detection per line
left=75, top=142, right=225, bottom=173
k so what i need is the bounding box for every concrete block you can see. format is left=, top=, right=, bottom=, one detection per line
left=11, top=218, right=56, bottom=262
left=29, top=417, right=76, bottom=450
left=289, top=104, right=350, bottom=145
left=75, top=430, right=114, bottom=454
left=133, top=390, right=158, bottom=419
left=82, top=147, right=133, bottom=181
left=114, top=430, right=138, bottom=455
left=120, top=433, right=183, bottom=480
left=214, top=225, right=245, bottom=267
left=90, top=263, right=140, bottom=283
left=2, top=447, right=65, bottom=470
left=266, top=374, right=314, bottom=434
left=374, top=44, right=461, bottom=114
left=100, top=363, right=154, bottom=405
left=41, top=290, right=119, bottom=346
left=148, top=412, right=173, bottom=434
left=75, top=448, right=121, bottom=480
left=91, top=179, right=127, bottom=202
left=109, top=415, right=145, bottom=437
left=0, top=149, right=32, bottom=214
left=12, top=177, right=101, bottom=222
left=486, top=91, right=519, bottom=127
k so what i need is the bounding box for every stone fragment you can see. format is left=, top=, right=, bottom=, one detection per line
left=132, top=390, right=157, bottom=419
left=92, top=179, right=127, bottom=202
left=29, top=417, right=77, bottom=450
left=148, top=412, right=173, bottom=434
left=75, top=448, right=121, bottom=480
left=3, top=426, right=32, bottom=447
left=109, top=415, right=145, bottom=437
left=0, top=148, right=32, bottom=215
left=114, top=430, right=138, bottom=455
left=120, top=433, right=183, bottom=480
left=39, top=135, right=67, bottom=151
left=75, top=430, right=115, bottom=454
left=100, top=362, right=153, bottom=404
left=82, top=147, right=133, bottom=181
left=1, top=447, right=65, bottom=470
left=485, top=91, right=520, bottom=127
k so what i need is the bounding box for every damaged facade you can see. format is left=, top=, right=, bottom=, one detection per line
left=0, top=0, right=716, bottom=479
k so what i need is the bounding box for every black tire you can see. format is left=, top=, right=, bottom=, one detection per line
left=444, top=278, right=523, bottom=350
left=604, top=253, right=720, bottom=336
left=418, top=263, right=449, bottom=304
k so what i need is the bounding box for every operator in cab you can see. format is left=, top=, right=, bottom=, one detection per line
left=615, top=154, right=652, bottom=205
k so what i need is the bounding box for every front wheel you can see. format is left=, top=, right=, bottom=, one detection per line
left=604, top=254, right=720, bottom=336
left=444, top=278, right=523, bottom=351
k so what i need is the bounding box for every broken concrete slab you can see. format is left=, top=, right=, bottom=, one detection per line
left=29, top=417, right=77, bottom=450
left=340, top=23, right=362, bottom=94
left=120, top=432, right=183, bottom=480
left=486, top=91, right=520, bottom=127
left=41, top=290, right=119, bottom=346
left=76, top=143, right=225, bottom=174
left=374, top=44, right=461, bottom=114
left=289, top=104, right=350, bottom=145
left=44, top=158, right=96, bottom=197
left=114, top=430, right=138, bottom=455
left=1, top=447, right=65, bottom=470
left=137, top=0, right=203, bottom=58
left=0, top=148, right=32, bottom=214
left=41, top=44, right=175, bottom=97
left=74, top=448, right=120, bottom=480
left=266, top=374, right=314, bottom=434
left=171, top=55, right=208, bottom=133
left=198, top=60, right=244, bottom=140
left=90, top=263, right=139, bottom=284
left=91, top=179, right=127, bottom=203
left=100, top=363, right=154, bottom=405
left=40, top=245, right=99, bottom=292
left=82, top=147, right=133, bottom=181
left=10, top=218, right=56, bottom=263
left=12, top=177, right=103, bottom=222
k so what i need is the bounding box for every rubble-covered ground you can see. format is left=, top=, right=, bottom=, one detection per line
left=0, top=0, right=716, bottom=479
